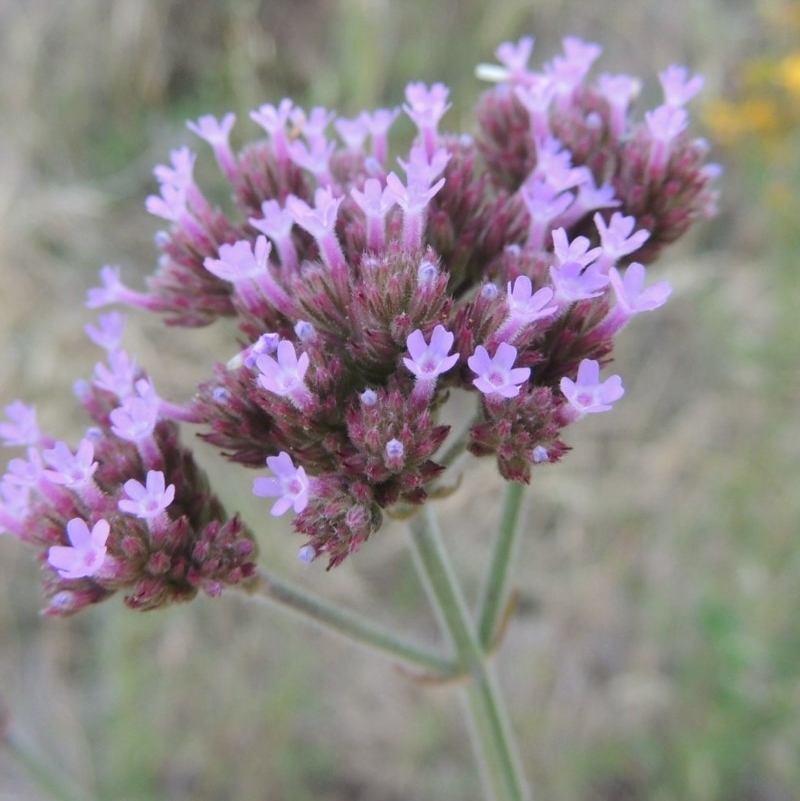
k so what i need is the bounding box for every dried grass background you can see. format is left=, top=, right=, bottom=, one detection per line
left=1, top=1, right=798, bottom=800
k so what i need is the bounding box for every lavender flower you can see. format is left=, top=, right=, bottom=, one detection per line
left=594, top=212, right=651, bottom=272
left=403, top=325, right=459, bottom=402
left=0, top=401, right=41, bottom=447
left=256, top=340, right=312, bottom=410
left=560, top=359, right=624, bottom=418
left=187, top=113, right=238, bottom=182
left=48, top=518, right=110, bottom=580
left=253, top=452, right=309, bottom=516
left=85, top=312, right=126, bottom=352
left=118, top=471, right=176, bottom=520
left=469, top=343, right=530, bottom=399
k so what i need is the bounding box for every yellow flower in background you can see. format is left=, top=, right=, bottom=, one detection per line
left=777, top=52, right=800, bottom=96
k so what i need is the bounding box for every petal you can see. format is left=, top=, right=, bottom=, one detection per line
left=429, top=325, right=454, bottom=354
left=576, top=359, right=600, bottom=385
left=66, top=518, right=92, bottom=550
left=90, top=520, right=111, bottom=548
left=467, top=346, right=492, bottom=375
left=253, top=476, right=282, bottom=498
left=406, top=329, right=427, bottom=359
left=48, top=546, right=85, bottom=578
left=270, top=496, right=292, bottom=516
left=276, top=340, right=298, bottom=369
left=493, top=342, right=519, bottom=370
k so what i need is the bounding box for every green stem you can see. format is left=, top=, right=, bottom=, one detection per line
left=241, top=570, right=457, bottom=677
left=3, top=733, right=90, bottom=801
left=408, top=505, right=531, bottom=801
left=476, top=481, right=527, bottom=651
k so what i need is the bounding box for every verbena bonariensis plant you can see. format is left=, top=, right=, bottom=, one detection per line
left=0, top=36, right=717, bottom=801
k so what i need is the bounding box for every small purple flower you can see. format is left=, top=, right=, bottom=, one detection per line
left=6, top=448, right=45, bottom=488
left=519, top=178, right=574, bottom=251
left=286, top=188, right=345, bottom=273
left=468, top=342, right=530, bottom=399
left=0, top=476, right=30, bottom=536
left=288, top=133, right=336, bottom=183
left=351, top=178, right=396, bottom=251
left=560, top=359, right=624, bottom=416
left=532, top=137, right=589, bottom=193
left=145, top=182, right=188, bottom=222
left=153, top=147, right=196, bottom=190
left=48, top=518, right=110, bottom=580
left=546, top=36, right=602, bottom=95
left=109, top=390, right=159, bottom=444
left=0, top=401, right=40, bottom=447
left=93, top=349, right=138, bottom=400
left=334, top=115, right=370, bottom=150
left=593, top=212, right=650, bottom=271
left=359, top=107, right=400, bottom=164
left=205, top=237, right=272, bottom=283
left=187, top=113, right=236, bottom=148
left=476, top=36, right=536, bottom=84
left=549, top=261, right=609, bottom=306
left=513, top=78, right=558, bottom=139
left=42, top=439, right=98, bottom=487
left=187, top=113, right=238, bottom=182
left=594, top=262, right=672, bottom=337
left=250, top=200, right=298, bottom=271
left=403, top=326, right=459, bottom=380
left=596, top=73, right=641, bottom=136
left=609, top=262, right=672, bottom=314
left=403, top=82, right=451, bottom=157
left=256, top=340, right=312, bottom=408
left=552, top=228, right=602, bottom=267
left=506, top=276, right=558, bottom=325
left=85, top=312, right=126, bottom=352
left=253, top=451, right=309, bottom=516
left=118, top=470, right=175, bottom=520
left=250, top=99, right=295, bottom=163
left=645, top=104, right=689, bottom=177
left=241, top=332, right=281, bottom=370
left=659, top=65, right=704, bottom=107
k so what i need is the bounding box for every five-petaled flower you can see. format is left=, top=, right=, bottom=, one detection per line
left=253, top=452, right=310, bottom=516
left=560, top=359, right=624, bottom=417
left=119, top=471, right=176, bottom=520
left=256, top=340, right=312, bottom=409
left=48, top=518, right=110, bottom=580
left=469, top=343, right=531, bottom=399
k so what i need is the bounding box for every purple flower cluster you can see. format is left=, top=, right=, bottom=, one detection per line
left=0, top=316, right=256, bottom=615
left=2, top=36, right=717, bottom=579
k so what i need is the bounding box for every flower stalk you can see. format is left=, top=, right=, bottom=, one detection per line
left=241, top=569, right=458, bottom=677
left=409, top=504, right=531, bottom=801
left=477, top=481, right=527, bottom=650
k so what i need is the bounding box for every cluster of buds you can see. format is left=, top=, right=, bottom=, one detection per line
left=0, top=313, right=257, bottom=615
left=2, top=36, right=718, bottom=593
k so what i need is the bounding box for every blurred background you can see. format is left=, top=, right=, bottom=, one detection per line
left=0, top=0, right=798, bottom=799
